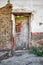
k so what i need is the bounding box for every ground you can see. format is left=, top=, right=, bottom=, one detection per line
left=0, top=50, right=43, bottom=65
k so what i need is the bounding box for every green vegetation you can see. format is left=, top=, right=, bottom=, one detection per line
left=32, top=47, right=43, bottom=56
left=30, top=41, right=43, bottom=56
left=16, top=16, right=24, bottom=18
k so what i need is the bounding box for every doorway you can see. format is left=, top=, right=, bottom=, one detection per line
left=12, top=12, right=32, bottom=50
left=15, top=15, right=30, bottom=50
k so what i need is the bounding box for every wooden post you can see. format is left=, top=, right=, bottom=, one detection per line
left=11, top=14, right=15, bottom=48
left=29, top=15, right=32, bottom=48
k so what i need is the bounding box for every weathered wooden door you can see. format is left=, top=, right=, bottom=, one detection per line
left=15, top=16, right=29, bottom=50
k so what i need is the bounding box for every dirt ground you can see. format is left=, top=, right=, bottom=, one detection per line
left=0, top=50, right=43, bottom=65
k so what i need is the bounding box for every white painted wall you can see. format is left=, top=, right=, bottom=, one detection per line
left=0, top=0, right=43, bottom=32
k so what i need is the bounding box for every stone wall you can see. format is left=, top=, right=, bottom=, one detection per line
left=0, top=3, right=12, bottom=50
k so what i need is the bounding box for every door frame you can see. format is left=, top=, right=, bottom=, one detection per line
left=12, top=12, right=32, bottom=49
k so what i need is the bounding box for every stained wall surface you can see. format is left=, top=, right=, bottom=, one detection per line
left=0, top=0, right=43, bottom=32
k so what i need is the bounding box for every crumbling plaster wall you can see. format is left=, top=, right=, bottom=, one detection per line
left=0, top=0, right=43, bottom=49
left=0, top=0, right=43, bottom=32
left=0, top=3, right=12, bottom=49
left=12, top=0, right=43, bottom=32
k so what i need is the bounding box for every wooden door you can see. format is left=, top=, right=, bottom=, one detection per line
left=15, top=16, right=29, bottom=50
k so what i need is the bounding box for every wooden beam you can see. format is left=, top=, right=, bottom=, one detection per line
left=12, top=12, right=32, bottom=16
